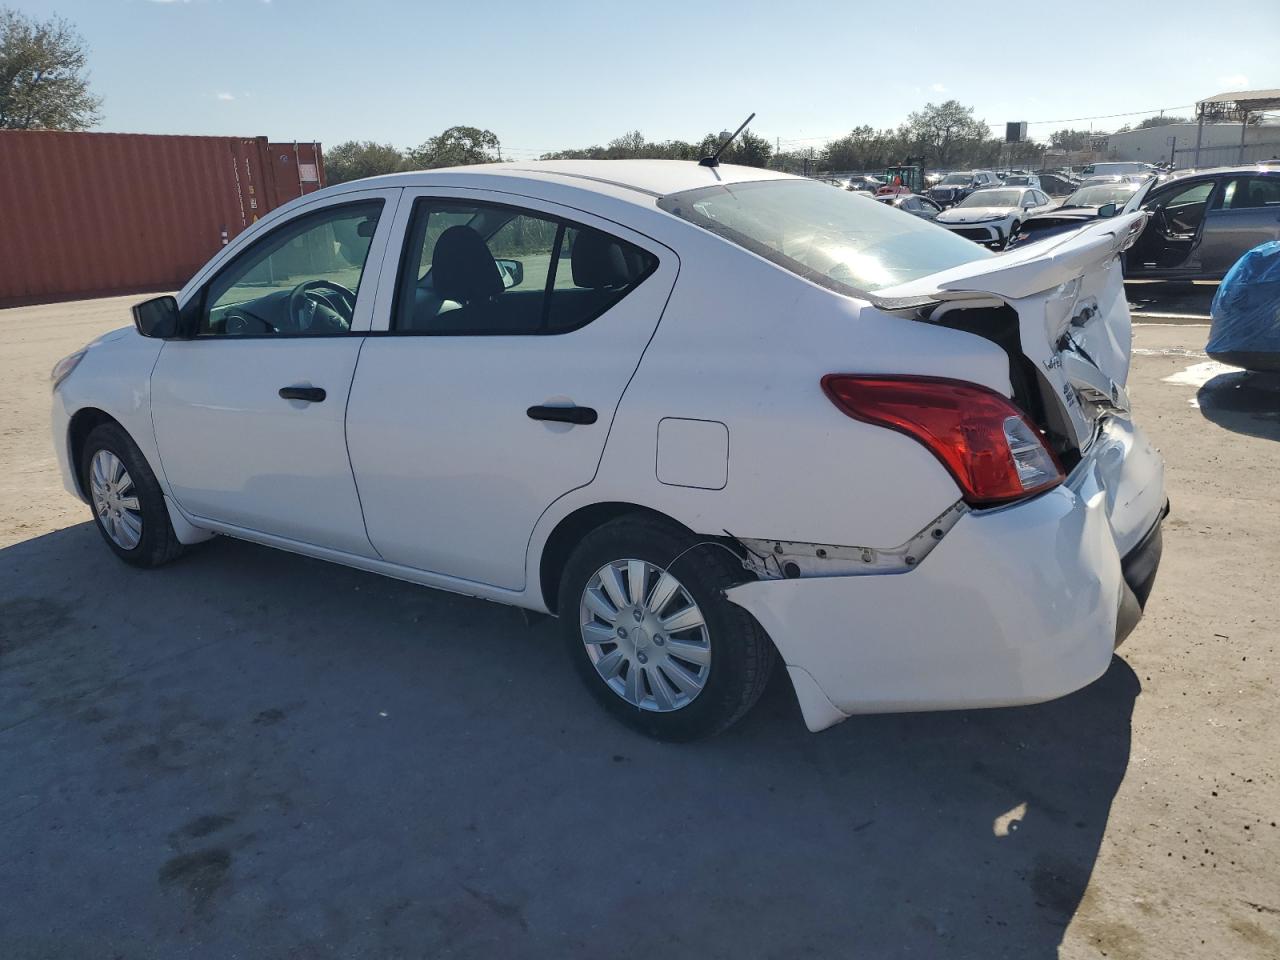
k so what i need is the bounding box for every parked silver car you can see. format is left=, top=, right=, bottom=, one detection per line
left=1126, top=166, right=1280, bottom=280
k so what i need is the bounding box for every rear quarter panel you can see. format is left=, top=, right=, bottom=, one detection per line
left=527, top=227, right=1014, bottom=571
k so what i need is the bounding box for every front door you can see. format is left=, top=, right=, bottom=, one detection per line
left=150, top=190, right=399, bottom=555
left=345, top=191, right=677, bottom=590
left=1128, top=177, right=1219, bottom=276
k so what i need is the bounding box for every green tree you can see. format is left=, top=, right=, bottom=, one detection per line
left=1049, top=128, right=1092, bottom=152
left=1136, top=115, right=1189, bottom=129
left=409, top=126, right=501, bottom=168
left=905, top=100, right=990, bottom=168
left=323, top=140, right=408, bottom=184
left=822, top=125, right=911, bottom=172
left=0, top=7, right=101, bottom=130
left=695, top=128, right=773, bottom=167
left=542, top=131, right=698, bottom=161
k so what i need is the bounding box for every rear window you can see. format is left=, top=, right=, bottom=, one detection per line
left=658, top=179, right=992, bottom=295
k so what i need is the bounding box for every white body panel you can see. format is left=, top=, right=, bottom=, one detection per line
left=727, top=416, right=1165, bottom=729
left=150, top=337, right=375, bottom=555
left=51, top=160, right=1168, bottom=733
left=346, top=189, right=679, bottom=590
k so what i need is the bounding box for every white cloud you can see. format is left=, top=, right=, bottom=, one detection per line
left=1216, top=74, right=1250, bottom=89
left=215, top=91, right=235, bottom=101
left=930, top=82, right=947, bottom=93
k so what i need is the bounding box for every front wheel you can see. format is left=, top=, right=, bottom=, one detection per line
left=558, top=515, right=775, bottom=740
left=81, top=422, right=185, bottom=568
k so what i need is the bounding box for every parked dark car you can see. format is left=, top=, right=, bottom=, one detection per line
left=1127, top=167, right=1280, bottom=280
left=1009, top=167, right=1280, bottom=280
left=845, top=175, right=886, bottom=194
left=1036, top=172, right=1080, bottom=196
left=925, top=170, right=1001, bottom=208
left=1008, top=181, right=1151, bottom=249
left=874, top=193, right=943, bottom=220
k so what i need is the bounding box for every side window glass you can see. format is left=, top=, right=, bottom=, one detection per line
left=394, top=199, right=656, bottom=335
left=486, top=214, right=559, bottom=294
left=545, top=226, right=658, bottom=332
left=1162, top=181, right=1214, bottom=210
left=1223, top=176, right=1280, bottom=210
left=1159, top=181, right=1214, bottom=235
left=201, top=201, right=382, bottom=337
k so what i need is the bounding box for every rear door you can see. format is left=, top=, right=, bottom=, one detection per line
left=345, top=190, right=677, bottom=590
left=1199, top=173, right=1280, bottom=276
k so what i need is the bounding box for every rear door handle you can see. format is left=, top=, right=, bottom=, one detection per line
left=279, top=386, right=326, bottom=403
left=527, top=404, right=597, bottom=425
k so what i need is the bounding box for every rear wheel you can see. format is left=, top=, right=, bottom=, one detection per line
left=81, top=423, right=185, bottom=568
left=558, top=515, right=774, bottom=740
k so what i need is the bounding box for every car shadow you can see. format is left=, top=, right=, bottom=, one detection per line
left=1197, top=370, right=1280, bottom=441
left=1124, top=279, right=1216, bottom=318
left=0, top=523, right=1138, bottom=959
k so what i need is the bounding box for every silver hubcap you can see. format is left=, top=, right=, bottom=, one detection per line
left=579, top=559, right=711, bottom=712
left=89, top=450, right=143, bottom=550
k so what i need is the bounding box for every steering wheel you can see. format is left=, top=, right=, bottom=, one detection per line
left=289, top=280, right=357, bottom=333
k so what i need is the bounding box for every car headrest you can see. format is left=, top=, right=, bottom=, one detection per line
left=571, top=229, right=641, bottom=289
left=432, top=226, right=503, bottom=303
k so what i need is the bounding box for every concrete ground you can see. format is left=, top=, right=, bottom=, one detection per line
left=1, top=293, right=1277, bottom=959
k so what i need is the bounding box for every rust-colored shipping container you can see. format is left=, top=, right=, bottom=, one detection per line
left=0, top=130, right=325, bottom=306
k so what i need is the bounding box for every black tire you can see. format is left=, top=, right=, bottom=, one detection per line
left=558, top=514, right=775, bottom=741
left=81, top=422, right=185, bottom=568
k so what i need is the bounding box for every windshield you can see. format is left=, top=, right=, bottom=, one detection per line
left=1004, top=176, right=1032, bottom=185
left=658, top=179, right=992, bottom=295
left=939, top=173, right=971, bottom=185
left=957, top=189, right=1022, bottom=208
left=1062, top=184, right=1141, bottom=208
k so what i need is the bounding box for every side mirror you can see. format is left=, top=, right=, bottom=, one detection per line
left=131, top=295, right=182, bottom=338
left=1097, top=202, right=1118, bottom=218
left=494, top=258, right=524, bottom=289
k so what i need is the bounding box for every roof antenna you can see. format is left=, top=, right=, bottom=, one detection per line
left=699, top=113, right=756, bottom=167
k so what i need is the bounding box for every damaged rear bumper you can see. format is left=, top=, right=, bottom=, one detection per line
left=726, top=416, right=1165, bottom=732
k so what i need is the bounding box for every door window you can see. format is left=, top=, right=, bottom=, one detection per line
left=201, top=201, right=383, bottom=336
left=1155, top=181, right=1215, bottom=235
left=1218, top=176, right=1280, bottom=210
left=393, top=199, right=657, bottom=335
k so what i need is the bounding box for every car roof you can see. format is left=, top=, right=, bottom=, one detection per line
left=1164, top=164, right=1280, bottom=178
left=320, top=159, right=794, bottom=206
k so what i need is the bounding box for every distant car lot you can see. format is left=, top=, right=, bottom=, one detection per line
left=2, top=293, right=1279, bottom=958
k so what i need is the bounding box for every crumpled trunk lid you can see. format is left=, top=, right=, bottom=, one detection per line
left=872, top=212, right=1147, bottom=451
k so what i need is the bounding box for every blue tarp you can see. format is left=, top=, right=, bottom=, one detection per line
left=1207, top=240, right=1280, bottom=371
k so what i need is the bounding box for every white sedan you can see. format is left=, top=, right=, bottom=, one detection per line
left=50, top=160, right=1166, bottom=739
left=936, top=186, right=1057, bottom=248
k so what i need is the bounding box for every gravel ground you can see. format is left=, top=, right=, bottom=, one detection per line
left=1, top=295, right=1277, bottom=959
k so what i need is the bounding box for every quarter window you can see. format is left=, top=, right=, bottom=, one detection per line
left=200, top=201, right=382, bottom=337
left=393, top=199, right=657, bottom=335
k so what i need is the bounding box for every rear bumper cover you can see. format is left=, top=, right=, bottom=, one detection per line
left=726, top=416, right=1165, bottom=732
left=1115, top=500, right=1168, bottom=645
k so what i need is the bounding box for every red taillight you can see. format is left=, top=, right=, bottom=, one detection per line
left=821, top=375, right=1065, bottom=507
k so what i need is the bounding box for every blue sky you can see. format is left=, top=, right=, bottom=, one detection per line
left=13, top=0, right=1280, bottom=156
